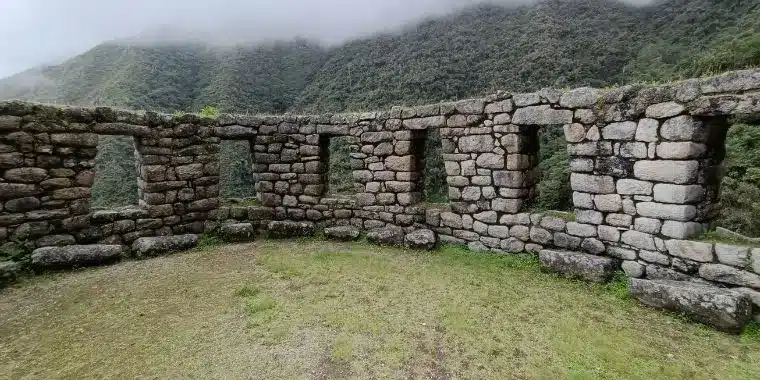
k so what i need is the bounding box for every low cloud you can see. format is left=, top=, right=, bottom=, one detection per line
left=0, top=0, right=653, bottom=78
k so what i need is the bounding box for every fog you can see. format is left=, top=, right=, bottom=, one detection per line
left=0, top=0, right=653, bottom=78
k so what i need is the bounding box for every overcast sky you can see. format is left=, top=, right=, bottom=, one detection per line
left=0, top=0, right=652, bottom=78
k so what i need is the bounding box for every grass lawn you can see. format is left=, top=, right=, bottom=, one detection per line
left=1, top=240, right=759, bottom=379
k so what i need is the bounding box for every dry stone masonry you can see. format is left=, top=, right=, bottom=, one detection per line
left=2, top=69, right=760, bottom=331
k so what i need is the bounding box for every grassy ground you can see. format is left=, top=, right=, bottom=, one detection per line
left=1, top=240, right=759, bottom=379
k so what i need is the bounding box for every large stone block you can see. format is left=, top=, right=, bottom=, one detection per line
left=459, top=135, right=494, bottom=153
left=665, top=239, right=714, bottom=262
left=131, top=235, right=199, bottom=257
left=602, top=121, right=636, bottom=140
left=367, top=226, right=405, bottom=246
left=616, top=179, right=653, bottom=195
left=325, top=226, right=361, bottom=241
left=636, top=202, right=697, bottom=222
left=700, top=264, right=760, bottom=289
left=633, top=160, right=699, bottom=184
left=629, top=279, right=752, bottom=333
left=512, top=105, right=573, bottom=125
left=31, top=245, right=122, bottom=269
left=539, top=249, right=618, bottom=283
left=219, top=223, right=255, bottom=242
left=660, top=116, right=705, bottom=142
left=652, top=184, right=705, bottom=204
left=570, top=173, right=615, bottom=194
left=404, top=229, right=437, bottom=250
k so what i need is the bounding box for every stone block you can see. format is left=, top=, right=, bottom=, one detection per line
left=602, top=121, right=636, bottom=140
left=661, top=221, right=703, bottom=239
left=325, top=226, right=361, bottom=241
left=665, top=240, right=714, bottom=262
left=633, top=160, right=699, bottom=184
left=629, top=279, right=752, bottom=333
left=570, top=173, right=615, bottom=194
left=652, top=184, right=705, bottom=204
left=715, top=244, right=752, bottom=267
left=637, top=202, right=697, bottom=222
left=459, top=135, right=494, bottom=153
left=267, top=221, right=315, bottom=238
left=646, top=102, right=685, bottom=119
left=700, top=264, right=760, bottom=289
left=31, top=245, right=122, bottom=269
left=621, top=230, right=656, bottom=250
left=661, top=116, right=705, bottom=142
left=512, top=105, right=573, bottom=125
left=622, top=261, right=645, bottom=278
left=367, top=226, right=405, bottom=246
left=404, top=229, right=437, bottom=250
left=539, top=249, right=618, bottom=283
left=656, top=142, right=707, bottom=159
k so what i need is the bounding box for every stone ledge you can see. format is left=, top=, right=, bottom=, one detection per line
left=131, top=235, right=198, bottom=257
left=267, top=221, right=315, bottom=238
left=629, top=278, right=753, bottom=333
left=31, top=245, right=123, bottom=270
left=538, top=249, right=618, bottom=283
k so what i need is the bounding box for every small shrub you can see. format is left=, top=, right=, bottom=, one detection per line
left=199, top=105, right=219, bottom=117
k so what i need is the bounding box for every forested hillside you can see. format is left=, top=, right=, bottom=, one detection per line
left=1, top=0, right=759, bottom=235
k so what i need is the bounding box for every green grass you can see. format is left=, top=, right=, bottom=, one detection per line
left=1, top=240, right=759, bottom=379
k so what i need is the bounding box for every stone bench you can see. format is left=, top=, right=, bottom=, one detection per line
left=629, top=278, right=753, bottom=333
left=219, top=223, right=255, bottom=242
left=131, top=235, right=198, bottom=257
left=31, top=245, right=123, bottom=270
left=539, top=250, right=618, bottom=283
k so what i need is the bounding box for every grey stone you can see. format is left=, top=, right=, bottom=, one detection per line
left=132, top=235, right=199, bottom=257
left=530, top=227, right=553, bottom=245
left=621, top=230, right=656, bottom=250
left=661, top=221, right=703, bottom=239
left=501, top=237, right=525, bottom=252
left=476, top=153, right=504, bottom=169
left=629, top=279, right=752, bottom=333
left=637, top=202, right=696, bottom=222
left=660, top=116, right=705, bottom=141
left=0, top=260, right=21, bottom=287
left=653, top=184, right=705, bottom=204
left=640, top=250, right=670, bottom=265
left=598, top=225, right=621, bottom=242
left=665, top=239, right=713, bottom=263
left=646, top=102, right=685, bottom=119
left=404, top=229, right=437, bottom=250
left=559, top=87, right=598, bottom=108
left=488, top=225, right=510, bottom=239
left=512, top=105, right=573, bottom=125
left=367, top=226, right=405, bottom=246
left=594, top=194, right=622, bottom=212
left=602, top=122, right=637, bottom=140
left=510, top=225, right=530, bottom=241
left=636, top=118, right=660, bottom=142
left=576, top=210, right=603, bottom=225
left=633, top=161, right=699, bottom=184
left=700, top=264, right=760, bottom=288
left=220, top=223, right=255, bottom=242
left=581, top=238, right=606, bottom=255
left=31, top=245, right=122, bottom=269
left=539, top=249, right=618, bottom=283
left=622, top=261, right=645, bottom=278
left=5, top=197, right=41, bottom=212
left=459, top=135, right=494, bottom=153
left=468, top=241, right=489, bottom=252
left=616, top=179, right=653, bottom=195
left=563, top=123, right=587, bottom=143
left=635, top=218, right=662, bottom=235
left=566, top=222, right=596, bottom=237
left=570, top=173, right=615, bottom=194
left=4, top=167, right=47, bottom=183
left=656, top=142, right=707, bottom=159
left=607, top=247, right=637, bottom=261
left=325, top=226, right=361, bottom=241
left=715, top=244, right=752, bottom=267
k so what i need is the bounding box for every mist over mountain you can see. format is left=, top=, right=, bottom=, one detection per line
left=0, top=0, right=757, bottom=115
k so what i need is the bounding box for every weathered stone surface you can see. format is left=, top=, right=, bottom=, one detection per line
left=539, top=249, right=618, bottom=283
left=4, top=167, right=47, bottom=183
left=570, top=173, right=615, bottom=194
left=621, top=230, right=657, bottom=250
left=559, top=87, right=598, bottom=108
left=633, top=161, right=699, bottom=184
left=367, top=226, right=404, bottom=246
left=459, top=135, right=494, bottom=153
left=622, top=261, right=645, bottom=278
left=616, top=179, right=653, bottom=195
left=700, top=264, right=760, bottom=288
left=629, top=279, right=752, bottom=333
left=661, top=221, right=703, bottom=239
left=220, top=223, right=255, bottom=242
left=637, top=202, right=697, bottom=222
left=404, top=229, right=437, bottom=250
left=31, top=245, right=122, bottom=269
left=656, top=142, right=706, bottom=159
left=646, top=102, right=685, bottom=119
left=512, top=105, right=572, bottom=125
left=325, top=226, right=361, bottom=241
left=715, top=244, right=751, bottom=267
left=602, top=122, right=636, bottom=140
left=267, top=221, right=315, bottom=238
left=660, top=116, right=705, bottom=141
left=653, top=184, right=705, bottom=204
left=132, top=235, right=199, bottom=257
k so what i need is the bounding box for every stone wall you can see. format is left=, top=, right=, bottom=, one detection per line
left=2, top=69, right=760, bottom=296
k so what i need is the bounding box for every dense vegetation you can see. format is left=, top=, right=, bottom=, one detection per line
left=1, top=0, right=759, bottom=233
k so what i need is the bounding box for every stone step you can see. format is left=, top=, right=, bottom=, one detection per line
left=367, top=226, right=404, bottom=246
left=629, top=278, right=753, bottom=333
left=405, top=229, right=437, bottom=250
left=267, top=221, right=315, bottom=238
left=219, top=223, right=255, bottom=242
left=324, top=226, right=361, bottom=241
left=31, top=245, right=123, bottom=270
left=539, top=249, right=618, bottom=283
left=131, top=235, right=198, bottom=257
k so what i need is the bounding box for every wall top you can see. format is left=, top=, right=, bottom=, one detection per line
left=1, top=68, right=759, bottom=138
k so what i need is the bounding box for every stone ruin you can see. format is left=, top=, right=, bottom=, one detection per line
left=2, top=68, right=760, bottom=332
